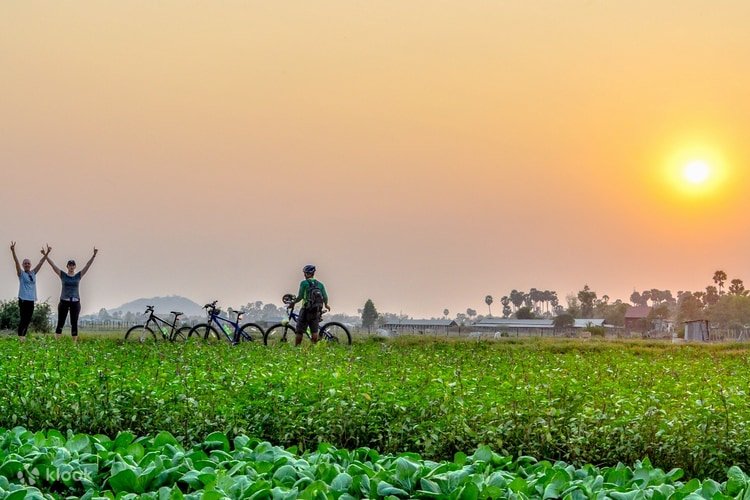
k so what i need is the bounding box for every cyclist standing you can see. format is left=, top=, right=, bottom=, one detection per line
left=292, top=264, right=330, bottom=345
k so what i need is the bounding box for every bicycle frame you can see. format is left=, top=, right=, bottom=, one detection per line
left=190, top=301, right=265, bottom=344
left=125, top=306, right=190, bottom=343
left=206, top=309, right=243, bottom=342
left=283, top=304, right=330, bottom=340
left=263, top=299, right=351, bottom=345
left=144, top=312, right=183, bottom=340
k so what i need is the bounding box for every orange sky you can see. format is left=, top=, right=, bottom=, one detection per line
left=2, top=1, right=750, bottom=317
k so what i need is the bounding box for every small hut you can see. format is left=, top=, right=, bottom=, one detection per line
left=684, top=319, right=709, bottom=341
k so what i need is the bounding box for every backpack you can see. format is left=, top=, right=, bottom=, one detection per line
left=306, top=280, right=325, bottom=310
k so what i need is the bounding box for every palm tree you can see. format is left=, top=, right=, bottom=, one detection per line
left=529, top=288, right=540, bottom=313
left=704, top=286, right=720, bottom=306
left=714, top=270, right=728, bottom=295
left=729, top=279, right=746, bottom=296
left=500, top=296, right=511, bottom=318
left=550, top=292, right=559, bottom=312
left=485, top=295, right=493, bottom=317
left=509, top=290, right=524, bottom=311
left=443, top=308, right=449, bottom=319
left=543, top=290, right=556, bottom=314
left=577, top=285, right=597, bottom=318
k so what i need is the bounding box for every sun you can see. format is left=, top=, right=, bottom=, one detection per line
left=660, top=144, right=728, bottom=198
left=682, top=160, right=711, bottom=185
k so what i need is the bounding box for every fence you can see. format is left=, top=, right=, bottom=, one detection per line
left=77, top=320, right=198, bottom=331
left=77, top=320, right=140, bottom=331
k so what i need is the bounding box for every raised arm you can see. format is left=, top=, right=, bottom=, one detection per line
left=80, top=247, right=98, bottom=277
left=33, top=246, right=49, bottom=274
left=10, top=241, right=21, bottom=276
left=45, top=245, right=62, bottom=275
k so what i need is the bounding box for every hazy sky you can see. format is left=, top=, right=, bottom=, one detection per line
left=3, top=1, right=750, bottom=318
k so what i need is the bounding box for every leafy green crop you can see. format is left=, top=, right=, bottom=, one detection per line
left=2, top=336, right=750, bottom=479
left=3, top=426, right=750, bottom=499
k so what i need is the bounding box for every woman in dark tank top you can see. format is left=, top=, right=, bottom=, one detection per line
left=44, top=245, right=98, bottom=342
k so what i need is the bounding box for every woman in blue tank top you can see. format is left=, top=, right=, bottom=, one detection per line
left=45, top=245, right=98, bottom=342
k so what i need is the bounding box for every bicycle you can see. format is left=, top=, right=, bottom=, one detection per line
left=263, top=294, right=351, bottom=345
left=188, top=301, right=265, bottom=344
left=124, top=306, right=191, bottom=342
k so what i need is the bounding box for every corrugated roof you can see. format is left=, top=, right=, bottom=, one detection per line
left=474, top=318, right=553, bottom=328
left=472, top=318, right=606, bottom=329
left=573, top=319, right=606, bottom=328
left=382, top=319, right=457, bottom=327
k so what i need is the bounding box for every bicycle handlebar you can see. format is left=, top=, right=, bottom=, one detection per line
left=285, top=301, right=326, bottom=316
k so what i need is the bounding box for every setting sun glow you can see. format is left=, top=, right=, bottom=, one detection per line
left=683, top=160, right=711, bottom=184
left=661, top=144, right=730, bottom=199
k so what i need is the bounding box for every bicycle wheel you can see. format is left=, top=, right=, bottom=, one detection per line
left=171, top=326, right=191, bottom=342
left=320, top=322, right=352, bottom=345
left=125, top=325, right=157, bottom=343
left=263, top=323, right=297, bottom=345
left=189, top=324, right=221, bottom=341
left=238, top=323, right=264, bottom=342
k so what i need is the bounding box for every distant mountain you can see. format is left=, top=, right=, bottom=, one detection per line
left=109, top=296, right=205, bottom=317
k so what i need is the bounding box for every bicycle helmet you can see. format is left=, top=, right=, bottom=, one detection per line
left=282, top=293, right=295, bottom=305
left=303, top=264, right=316, bottom=274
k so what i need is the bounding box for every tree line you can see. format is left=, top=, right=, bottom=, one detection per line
left=0, top=300, right=52, bottom=333
left=360, top=270, right=750, bottom=333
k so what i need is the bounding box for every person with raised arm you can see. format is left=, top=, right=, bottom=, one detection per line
left=45, top=245, right=98, bottom=342
left=10, top=242, right=49, bottom=341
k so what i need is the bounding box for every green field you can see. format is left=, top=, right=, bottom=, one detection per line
left=5, top=427, right=750, bottom=499
left=2, top=335, right=750, bottom=496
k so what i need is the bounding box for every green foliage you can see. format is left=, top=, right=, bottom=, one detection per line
left=361, top=299, right=379, bottom=330
left=0, top=299, right=52, bottom=333
left=577, top=285, right=597, bottom=318
left=4, top=337, right=750, bottom=479
left=584, top=325, right=606, bottom=337
left=31, top=302, right=52, bottom=333
left=515, top=306, right=535, bottom=319
left=596, top=300, right=629, bottom=326
left=709, top=295, right=750, bottom=330
left=677, top=291, right=705, bottom=324
left=728, top=278, right=747, bottom=296
left=649, top=302, right=672, bottom=320
left=3, top=427, right=750, bottom=498
left=566, top=294, right=582, bottom=317
left=0, top=300, right=19, bottom=330
left=553, top=313, right=575, bottom=329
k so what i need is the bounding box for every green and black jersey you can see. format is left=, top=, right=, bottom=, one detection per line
left=296, top=278, right=328, bottom=307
